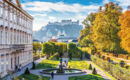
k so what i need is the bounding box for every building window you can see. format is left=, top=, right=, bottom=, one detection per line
left=0, top=30, right=2, bottom=44
left=0, top=4, right=3, bottom=18
left=10, top=31, right=12, bottom=44
left=5, top=4, right=8, bottom=20
left=5, top=31, right=8, bottom=44
left=6, top=57, right=8, bottom=70
left=10, top=7, right=13, bottom=21
left=11, top=58, right=13, bottom=69
left=1, top=57, right=4, bottom=72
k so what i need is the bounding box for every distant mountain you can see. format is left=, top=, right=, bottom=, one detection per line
left=33, top=20, right=83, bottom=41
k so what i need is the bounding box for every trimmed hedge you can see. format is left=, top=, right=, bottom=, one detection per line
left=91, top=55, right=130, bottom=80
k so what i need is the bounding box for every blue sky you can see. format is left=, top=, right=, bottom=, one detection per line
left=20, top=0, right=130, bottom=31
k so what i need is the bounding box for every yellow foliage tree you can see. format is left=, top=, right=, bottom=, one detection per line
left=118, top=11, right=130, bottom=53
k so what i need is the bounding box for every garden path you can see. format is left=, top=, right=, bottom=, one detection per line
left=86, top=60, right=112, bottom=80
left=6, top=57, right=46, bottom=80
left=16, top=57, right=46, bottom=76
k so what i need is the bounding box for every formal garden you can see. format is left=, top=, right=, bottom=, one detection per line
left=14, top=2, right=130, bottom=80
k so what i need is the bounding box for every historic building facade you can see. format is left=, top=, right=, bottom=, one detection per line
left=0, top=0, right=33, bottom=77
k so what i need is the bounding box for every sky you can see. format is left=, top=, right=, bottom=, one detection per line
left=19, top=0, right=130, bottom=31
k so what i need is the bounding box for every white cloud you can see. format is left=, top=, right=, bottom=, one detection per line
left=116, top=0, right=130, bottom=6
left=48, top=16, right=57, bottom=21
left=33, top=17, right=48, bottom=31
left=31, top=13, right=47, bottom=17
left=103, top=0, right=109, bottom=4
left=22, top=1, right=99, bottom=13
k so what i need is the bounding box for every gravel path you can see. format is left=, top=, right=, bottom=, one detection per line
left=86, top=60, right=112, bottom=80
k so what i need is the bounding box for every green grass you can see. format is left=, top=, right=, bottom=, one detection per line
left=69, top=74, right=104, bottom=80
left=68, top=60, right=89, bottom=69
left=36, top=59, right=59, bottom=69
left=19, top=74, right=50, bottom=80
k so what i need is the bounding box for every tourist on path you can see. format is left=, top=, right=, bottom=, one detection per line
left=51, top=72, right=54, bottom=80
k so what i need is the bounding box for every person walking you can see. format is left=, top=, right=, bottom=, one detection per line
left=51, top=72, right=54, bottom=80
left=15, top=65, right=18, bottom=72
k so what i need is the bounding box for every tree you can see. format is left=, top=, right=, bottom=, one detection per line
left=56, top=43, right=67, bottom=58
left=90, top=2, right=123, bottom=53
left=67, top=42, right=77, bottom=60
left=33, top=42, right=41, bottom=54
left=92, top=68, right=97, bottom=75
left=118, top=11, right=130, bottom=54
left=24, top=68, right=30, bottom=75
left=89, top=64, right=92, bottom=70
left=42, top=42, right=54, bottom=58
left=49, top=42, right=57, bottom=55
left=49, top=39, right=57, bottom=42
left=78, top=13, right=96, bottom=47
left=32, top=62, right=35, bottom=69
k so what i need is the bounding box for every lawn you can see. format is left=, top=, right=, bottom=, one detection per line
left=36, top=59, right=59, bottom=69
left=19, top=74, right=50, bottom=80
left=68, top=60, right=89, bottom=70
left=69, top=74, right=104, bottom=80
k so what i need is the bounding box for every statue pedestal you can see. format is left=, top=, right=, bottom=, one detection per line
left=62, top=58, right=68, bottom=63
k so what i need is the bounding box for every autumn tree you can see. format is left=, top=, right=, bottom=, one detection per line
left=118, top=10, right=130, bottom=54
left=90, top=2, right=124, bottom=53
left=49, top=39, right=57, bottom=42
left=78, top=13, right=96, bottom=47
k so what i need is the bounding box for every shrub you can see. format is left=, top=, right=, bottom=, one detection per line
left=120, top=61, right=125, bottom=67
left=32, top=62, right=35, bottom=69
left=0, top=76, right=2, bottom=80
left=107, top=57, right=110, bottom=62
left=38, top=76, right=42, bottom=80
left=89, top=64, right=92, bottom=70
left=118, top=54, right=128, bottom=59
left=85, top=52, right=90, bottom=59
left=102, top=56, right=105, bottom=60
left=14, top=76, right=19, bottom=80
left=92, top=68, right=97, bottom=75
left=24, top=68, right=30, bottom=74
left=125, top=65, right=129, bottom=69
left=21, top=78, right=24, bottom=80
left=91, top=55, right=130, bottom=80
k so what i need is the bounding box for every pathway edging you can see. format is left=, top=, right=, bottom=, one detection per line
left=86, top=59, right=114, bottom=80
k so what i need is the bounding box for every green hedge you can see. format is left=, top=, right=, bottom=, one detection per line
left=69, top=74, right=104, bottom=80
left=19, top=74, right=50, bottom=80
left=91, top=55, right=130, bottom=80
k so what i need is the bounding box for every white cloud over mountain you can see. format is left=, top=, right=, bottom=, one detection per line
left=21, top=0, right=129, bottom=31
left=22, top=1, right=99, bottom=31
